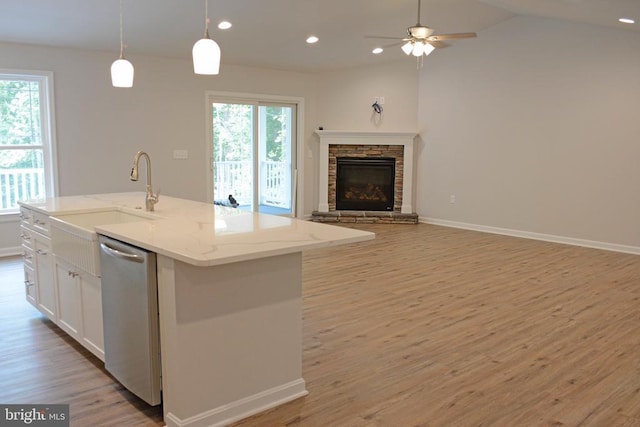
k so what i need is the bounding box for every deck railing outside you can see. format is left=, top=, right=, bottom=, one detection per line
left=214, top=160, right=290, bottom=208
left=1, top=164, right=289, bottom=211
left=0, top=168, right=45, bottom=210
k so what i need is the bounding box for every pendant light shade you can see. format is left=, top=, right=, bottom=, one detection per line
left=111, top=0, right=134, bottom=88
left=193, top=0, right=221, bottom=75
left=412, top=41, right=425, bottom=57
left=401, top=41, right=413, bottom=55
left=422, top=43, right=435, bottom=56
left=111, top=58, right=135, bottom=87
left=193, top=35, right=221, bottom=75
left=400, top=40, right=436, bottom=58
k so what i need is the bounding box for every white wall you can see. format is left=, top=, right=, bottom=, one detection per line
left=315, top=61, right=419, bottom=132
left=417, top=16, right=640, bottom=249
left=0, top=42, right=320, bottom=201
left=0, top=41, right=320, bottom=253
left=0, top=219, right=19, bottom=256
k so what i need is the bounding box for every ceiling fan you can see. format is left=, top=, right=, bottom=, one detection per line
left=367, top=0, right=477, bottom=62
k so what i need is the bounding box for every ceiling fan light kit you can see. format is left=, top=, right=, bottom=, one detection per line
left=408, top=25, right=434, bottom=39
left=367, top=0, right=477, bottom=67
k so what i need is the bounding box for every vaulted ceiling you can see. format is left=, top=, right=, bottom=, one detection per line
left=0, top=0, right=638, bottom=72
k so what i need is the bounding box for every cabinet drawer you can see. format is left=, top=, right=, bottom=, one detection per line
left=20, top=207, right=34, bottom=226
left=20, top=225, right=34, bottom=250
left=22, top=245, right=34, bottom=268
left=32, top=212, right=51, bottom=236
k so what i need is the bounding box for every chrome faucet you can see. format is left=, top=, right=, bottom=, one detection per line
left=130, top=150, right=159, bottom=211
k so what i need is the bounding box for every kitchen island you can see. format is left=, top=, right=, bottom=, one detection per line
left=19, top=193, right=374, bottom=427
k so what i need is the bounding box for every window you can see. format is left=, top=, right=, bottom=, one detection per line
left=0, top=71, right=57, bottom=213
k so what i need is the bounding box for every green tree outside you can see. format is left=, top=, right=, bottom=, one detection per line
left=0, top=79, right=43, bottom=168
left=212, top=103, right=288, bottom=162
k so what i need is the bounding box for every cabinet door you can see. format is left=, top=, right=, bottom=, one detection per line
left=34, top=234, right=56, bottom=321
left=21, top=226, right=36, bottom=306
left=81, top=272, right=104, bottom=361
left=55, top=260, right=83, bottom=340
left=24, top=265, right=37, bottom=308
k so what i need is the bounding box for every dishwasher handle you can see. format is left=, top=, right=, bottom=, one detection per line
left=100, top=242, right=145, bottom=263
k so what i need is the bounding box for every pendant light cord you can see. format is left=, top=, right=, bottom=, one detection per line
left=204, top=0, right=210, bottom=38
left=119, top=0, right=125, bottom=59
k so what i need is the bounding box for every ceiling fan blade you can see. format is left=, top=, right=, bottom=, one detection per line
left=381, top=41, right=404, bottom=49
left=364, top=35, right=403, bottom=40
left=427, top=32, right=477, bottom=41
left=429, top=40, right=448, bottom=49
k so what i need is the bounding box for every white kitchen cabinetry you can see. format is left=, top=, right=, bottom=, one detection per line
left=80, top=270, right=104, bottom=360
left=55, top=258, right=82, bottom=339
left=34, top=233, right=56, bottom=321
left=20, top=205, right=104, bottom=361
left=54, top=257, right=104, bottom=360
left=21, top=222, right=37, bottom=307
left=21, top=206, right=57, bottom=321
left=20, top=210, right=36, bottom=308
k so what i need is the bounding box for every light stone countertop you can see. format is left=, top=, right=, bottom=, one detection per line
left=19, top=192, right=375, bottom=266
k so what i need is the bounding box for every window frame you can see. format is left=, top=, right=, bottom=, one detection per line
left=0, top=69, right=58, bottom=215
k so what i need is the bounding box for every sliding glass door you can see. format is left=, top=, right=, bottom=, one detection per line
left=211, top=100, right=296, bottom=216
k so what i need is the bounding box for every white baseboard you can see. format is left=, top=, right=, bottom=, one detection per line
left=421, top=217, right=640, bottom=256
left=0, top=247, right=21, bottom=258
left=164, top=379, right=308, bottom=427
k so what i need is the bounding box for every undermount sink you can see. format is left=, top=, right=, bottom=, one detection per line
left=50, top=209, right=155, bottom=276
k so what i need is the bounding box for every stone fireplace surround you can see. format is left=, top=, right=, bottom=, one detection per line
left=312, top=131, right=418, bottom=224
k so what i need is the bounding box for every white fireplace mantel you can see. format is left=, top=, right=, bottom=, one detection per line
left=314, top=131, right=417, bottom=214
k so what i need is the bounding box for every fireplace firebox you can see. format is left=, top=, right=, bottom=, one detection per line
left=336, top=157, right=395, bottom=211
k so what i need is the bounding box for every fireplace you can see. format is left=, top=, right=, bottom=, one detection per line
left=336, top=157, right=395, bottom=211
left=312, top=131, right=418, bottom=224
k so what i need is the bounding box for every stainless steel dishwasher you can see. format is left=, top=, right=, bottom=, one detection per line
left=98, top=235, right=161, bottom=406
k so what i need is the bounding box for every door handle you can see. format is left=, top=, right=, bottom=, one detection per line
left=100, top=242, right=145, bottom=263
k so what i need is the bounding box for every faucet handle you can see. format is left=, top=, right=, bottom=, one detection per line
left=145, top=187, right=160, bottom=212
left=150, top=188, right=160, bottom=204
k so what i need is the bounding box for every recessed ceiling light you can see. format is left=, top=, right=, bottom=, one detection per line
left=619, top=18, right=635, bottom=24
left=218, top=21, right=232, bottom=30
left=306, top=36, right=319, bottom=44
left=372, top=47, right=383, bottom=54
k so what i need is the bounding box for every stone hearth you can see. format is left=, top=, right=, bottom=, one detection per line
left=312, top=131, right=418, bottom=224
left=311, top=210, right=418, bottom=224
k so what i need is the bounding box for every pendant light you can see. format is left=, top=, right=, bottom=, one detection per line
left=192, top=0, right=221, bottom=75
left=111, top=0, right=134, bottom=87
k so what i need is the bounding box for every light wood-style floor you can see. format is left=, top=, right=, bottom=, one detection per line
left=1, top=223, right=639, bottom=427
left=0, top=255, right=164, bottom=426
